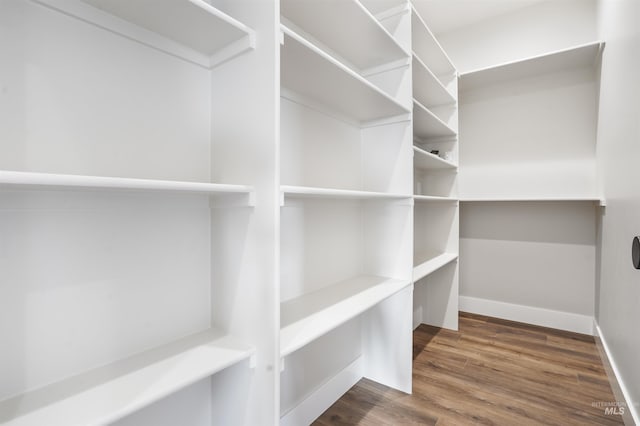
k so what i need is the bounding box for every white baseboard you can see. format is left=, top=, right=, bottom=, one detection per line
left=594, top=321, right=639, bottom=426
left=459, top=296, right=594, bottom=335
left=280, top=357, right=363, bottom=426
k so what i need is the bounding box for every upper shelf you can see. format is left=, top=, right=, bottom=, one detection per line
left=460, top=197, right=604, bottom=205
left=281, top=0, right=409, bottom=73
left=0, top=171, right=254, bottom=204
left=412, top=54, right=456, bottom=108
left=413, top=251, right=458, bottom=281
left=0, top=329, right=254, bottom=426
left=35, top=0, right=255, bottom=69
left=413, top=146, right=457, bottom=170
left=413, top=99, right=457, bottom=140
left=281, top=24, right=410, bottom=125
left=280, top=275, right=410, bottom=357
left=411, top=6, right=456, bottom=79
left=281, top=185, right=411, bottom=202
left=459, top=41, right=604, bottom=92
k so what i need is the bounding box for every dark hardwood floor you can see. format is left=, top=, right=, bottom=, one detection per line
left=314, top=312, right=624, bottom=425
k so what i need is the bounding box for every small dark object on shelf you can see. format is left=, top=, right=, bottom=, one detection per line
left=430, top=150, right=439, bottom=155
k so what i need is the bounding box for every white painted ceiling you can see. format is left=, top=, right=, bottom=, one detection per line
left=412, top=0, right=546, bottom=35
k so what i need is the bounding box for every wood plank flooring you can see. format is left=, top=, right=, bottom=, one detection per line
left=314, top=312, right=623, bottom=425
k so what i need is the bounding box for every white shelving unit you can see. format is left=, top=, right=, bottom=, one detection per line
left=458, top=41, right=603, bottom=200
left=1, top=0, right=461, bottom=424
left=413, top=251, right=459, bottom=282
left=281, top=276, right=410, bottom=357
left=281, top=0, right=408, bottom=73
left=413, top=99, right=457, bottom=140
left=281, top=24, right=409, bottom=124
left=279, top=2, right=414, bottom=424
left=1, top=1, right=278, bottom=425
left=410, top=6, right=460, bottom=332
left=0, top=171, right=254, bottom=200
left=281, top=185, right=411, bottom=201
left=412, top=54, right=456, bottom=107
left=459, top=41, right=603, bottom=91
left=34, top=0, right=256, bottom=68
left=0, top=331, right=254, bottom=426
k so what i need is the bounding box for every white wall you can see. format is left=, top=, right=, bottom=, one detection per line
left=595, top=0, right=640, bottom=422
left=436, top=0, right=598, bottom=73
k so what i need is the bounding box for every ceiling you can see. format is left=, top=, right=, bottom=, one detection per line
left=412, top=0, right=546, bottom=35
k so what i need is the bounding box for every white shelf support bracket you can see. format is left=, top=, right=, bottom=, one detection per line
left=280, top=357, right=286, bottom=372
left=249, top=354, right=257, bottom=369
left=279, top=191, right=286, bottom=207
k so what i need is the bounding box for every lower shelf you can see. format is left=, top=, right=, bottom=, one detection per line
left=280, top=275, right=410, bottom=357
left=0, top=330, right=254, bottom=426
left=413, top=251, right=458, bottom=281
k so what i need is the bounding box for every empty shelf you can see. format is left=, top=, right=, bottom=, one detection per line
left=36, top=0, right=255, bottom=68
left=412, top=54, right=456, bottom=107
left=280, top=275, right=411, bottom=356
left=460, top=197, right=603, bottom=203
left=460, top=41, right=603, bottom=92
left=413, top=146, right=457, bottom=170
left=411, top=6, right=456, bottom=79
left=281, top=185, right=411, bottom=201
left=413, top=99, right=457, bottom=140
left=0, top=330, right=254, bottom=426
left=413, top=252, right=458, bottom=281
left=281, top=0, right=408, bottom=72
left=0, top=171, right=254, bottom=202
left=281, top=24, right=410, bottom=124
left=414, top=195, right=458, bottom=203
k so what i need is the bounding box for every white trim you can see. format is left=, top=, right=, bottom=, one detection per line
left=594, top=321, right=640, bottom=426
left=280, top=357, right=362, bottom=426
left=459, top=296, right=594, bottom=335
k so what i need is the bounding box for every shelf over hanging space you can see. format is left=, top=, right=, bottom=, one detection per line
left=280, top=24, right=410, bottom=125
left=413, top=146, right=457, bottom=170
left=280, top=275, right=411, bottom=357
left=34, top=0, right=256, bottom=68
left=459, top=41, right=604, bottom=92
left=413, top=251, right=458, bottom=281
left=0, top=171, right=255, bottom=205
left=0, top=330, right=254, bottom=426
left=413, top=99, right=457, bottom=140
left=280, top=0, right=409, bottom=73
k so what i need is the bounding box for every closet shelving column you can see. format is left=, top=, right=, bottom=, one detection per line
left=279, top=0, right=414, bottom=424
left=410, top=5, right=460, bottom=330
left=0, top=0, right=279, bottom=425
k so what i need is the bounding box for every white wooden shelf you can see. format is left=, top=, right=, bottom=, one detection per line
left=281, top=185, right=411, bottom=202
left=412, top=54, right=456, bottom=107
left=411, top=6, right=456, bottom=80
left=459, top=41, right=603, bottom=92
left=0, top=171, right=254, bottom=203
left=0, top=330, right=254, bottom=426
left=413, top=99, right=457, bottom=140
left=413, top=146, right=457, bottom=170
left=280, top=275, right=410, bottom=357
left=460, top=197, right=603, bottom=205
left=35, top=0, right=256, bottom=69
left=281, top=24, right=410, bottom=125
left=281, top=0, right=408, bottom=73
left=413, top=252, right=458, bottom=281
left=414, top=195, right=458, bottom=203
